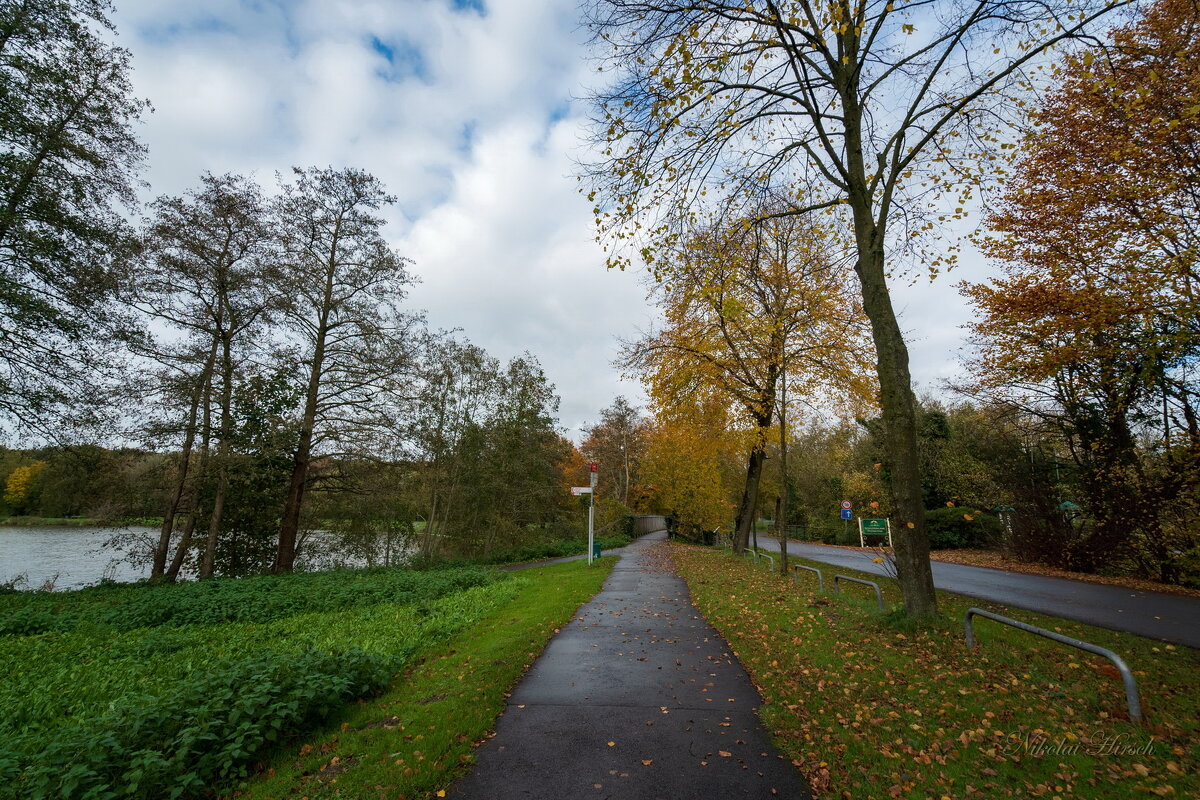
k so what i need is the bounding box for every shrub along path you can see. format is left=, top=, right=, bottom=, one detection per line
left=450, top=530, right=811, bottom=799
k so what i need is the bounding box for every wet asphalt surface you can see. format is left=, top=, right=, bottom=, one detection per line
left=451, top=531, right=811, bottom=800
left=754, top=536, right=1200, bottom=649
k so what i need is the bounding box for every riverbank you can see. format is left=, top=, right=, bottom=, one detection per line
left=0, top=516, right=163, bottom=528
left=1, top=516, right=103, bottom=527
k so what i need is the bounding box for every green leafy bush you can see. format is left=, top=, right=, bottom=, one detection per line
left=15, top=648, right=393, bottom=800
left=0, top=607, right=75, bottom=636
left=0, top=574, right=525, bottom=800
left=924, top=506, right=1003, bottom=550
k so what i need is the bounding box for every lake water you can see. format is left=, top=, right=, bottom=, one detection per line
left=0, top=526, right=159, bottom=590
left=0, top=526, right=406, bottom=590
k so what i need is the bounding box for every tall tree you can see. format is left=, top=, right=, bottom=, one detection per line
left=581, top=396, right=648, bottom=508
left=132, top=173, right=275, bottom=580
left=0, top=0, right=147, bottom=430
left=272, top=167, right=418, bottom=573
left=412, top=337, right=498, bottom=559
left=623, top=210, right=873, bottom=555
left=475, top=356, right=573, bottom=554
left=963, top=0, right=1200, bottom=577
left=582, top=0, right=1130, bottom=615
left=412, top=340, right=571, bottom=559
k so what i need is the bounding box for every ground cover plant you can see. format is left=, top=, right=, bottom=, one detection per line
left=232, top=558, right=614, bottom=799
left=0, top=563, right=534, bottom=799
left=673, top=545, right=1199, bottom=799
left=0, top=563, right=504, bottom=635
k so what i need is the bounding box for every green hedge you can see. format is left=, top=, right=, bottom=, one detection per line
left=924, top=506, right=1004, bottom=550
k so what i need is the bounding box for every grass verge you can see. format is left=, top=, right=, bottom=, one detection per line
left=231, top=557, right=614, bottom=800
left=673, top=544, right=1198, bottom=799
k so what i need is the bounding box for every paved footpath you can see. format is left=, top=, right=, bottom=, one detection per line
left=451, top=530, right=811, bottom=800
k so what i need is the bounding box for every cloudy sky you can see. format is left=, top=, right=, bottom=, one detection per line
left=109, top=0, right=990, bottom=440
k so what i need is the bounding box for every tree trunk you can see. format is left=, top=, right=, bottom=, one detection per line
left=165, top=350, right=218, bottom=583
left=199, top=332, right=235, bottom=579
left=853, top=245, right=938, bottom=617
left=778, top=362, right=789, bottom=575
left=152, top=371, right=207, bottom=580
left=276, top=336, right=325, bottom=573
left=733, top=433, right=768, bottom=553
left=276, top=428, right=313, bottom=574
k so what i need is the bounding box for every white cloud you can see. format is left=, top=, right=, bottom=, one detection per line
left=108, top=0, right=981, bottom=440
left=111, top=0, right=651, bottom=438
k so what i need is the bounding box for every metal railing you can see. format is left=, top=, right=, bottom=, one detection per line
left=964, top=608, right=1143, bottom=723
left=792, top=564, right=824, bottom=592
left=833, top=574, right=885, bottom=611
left=741, top=548, right=776, bottom=572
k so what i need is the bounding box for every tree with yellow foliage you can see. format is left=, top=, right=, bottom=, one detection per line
left=640, top=391, right=739, bottom=534
left=3, top=461, right=46, bottom=514
left=623, top=209, right=874, bottom=554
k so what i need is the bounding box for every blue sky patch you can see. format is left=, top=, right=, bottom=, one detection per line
left=451, top=0, right=487, bottom=16
left=458, top=120, right=477, bottom=154
left=139, top=15, right=238, bottom=44
left=370, top=36, right=429, bottom=83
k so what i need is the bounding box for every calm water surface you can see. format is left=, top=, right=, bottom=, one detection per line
left=0, top=527, right=399, bottom=590
left=0, top=526, right=157, bottom=589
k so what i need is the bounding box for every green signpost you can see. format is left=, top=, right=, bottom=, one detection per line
left=858, top=517, right=891, bottom=547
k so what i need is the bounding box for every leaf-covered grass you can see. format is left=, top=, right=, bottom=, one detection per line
left=673, top=545, right=1199, bottom=799
left=230, top=558, right=614, bottom=800
left=0, top=564, right=532, bottom=800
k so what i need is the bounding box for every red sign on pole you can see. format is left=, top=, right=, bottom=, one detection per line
left=588, top=462, right=598, bottom=472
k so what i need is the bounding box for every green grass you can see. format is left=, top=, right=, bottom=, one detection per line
left=230, top=557, right=614, bottom=800
left=674, top=545, right=1198, bottom=800
left=0, top=516, right=105, bottom=527
left=0, top=563, right=561, bottom=799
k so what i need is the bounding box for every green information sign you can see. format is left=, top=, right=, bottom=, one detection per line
left=858, top=518, right=891, bottom=547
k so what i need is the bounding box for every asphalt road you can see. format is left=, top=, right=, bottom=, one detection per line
left=453, top=531, right=811, bottom=799
left=752, top=536, right=1200, bottom=649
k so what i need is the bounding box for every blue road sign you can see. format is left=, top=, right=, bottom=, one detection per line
left=840, top=509, right=853, bottom=520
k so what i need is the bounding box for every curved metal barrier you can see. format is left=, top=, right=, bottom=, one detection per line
left=964, top=607, right=1143, bottom=723
left=792, top=564, right=824, bottom=592
left=833, top=574, right=885, bottom=610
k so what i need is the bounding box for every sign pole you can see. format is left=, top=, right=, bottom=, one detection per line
left=588, top=463, right=598, bottom=565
